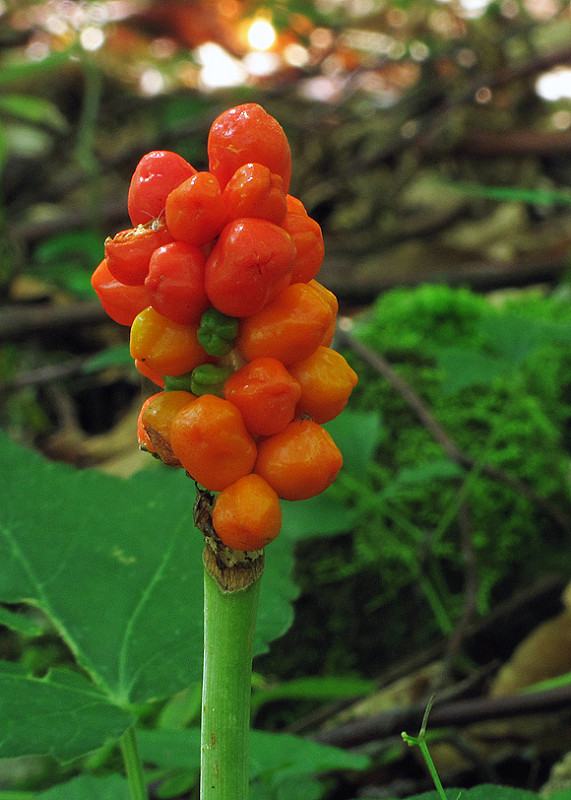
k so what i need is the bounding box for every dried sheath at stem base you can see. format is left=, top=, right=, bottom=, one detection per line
left=193, top=483, right=264, bottom=592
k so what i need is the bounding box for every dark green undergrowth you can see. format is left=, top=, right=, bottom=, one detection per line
left=259, top=282, right=571, bottom=683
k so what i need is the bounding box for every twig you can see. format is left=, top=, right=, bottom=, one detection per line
left=338, top=326, right=571, bottom=532
left=314, top=684, right=571, bottom=749
left=0, top=301, right=107, bottom=340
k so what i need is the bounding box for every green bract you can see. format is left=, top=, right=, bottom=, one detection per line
left=163, top=372, right=194, bottom=392
left=197, top=308, right=239, bottom=357
left=191, top=363, right=234, bottom=397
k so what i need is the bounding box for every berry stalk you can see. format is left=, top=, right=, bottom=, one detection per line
left=196, top=490, right=264, bottom=800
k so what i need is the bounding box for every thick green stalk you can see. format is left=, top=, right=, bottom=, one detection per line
left=120, top=726, right=148, bottom=800
left=200, top=545, right=263, bottom=800
left=193, top=485, right=264, bottom=800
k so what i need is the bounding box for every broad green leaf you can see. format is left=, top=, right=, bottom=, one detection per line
left=0, top=663, right=134, bottom=761
left=382, top=459, right=464, bottom=499
left=325, top=410, right=382, bottom=476
left=256, top=527, right=299, bottom=653
left=0, top=52, right=73, bottom=88
left=37, top=774, right=129, bottom=799
left=137, top=727, right=369, bottom=780
left=250, top=729, right=369, bottom=780
left=0, top=604, right=43, bottom=636
left=251, top=676, right=375, bottom=715
left=82, top=345, right=132, bottom=374
left=0, top=95, right=68, bottom=132
left=280, top=491, right=356, bottom=541
left=251, top=774, right=325, bottom=800
left=438, top=180, right=571, bottom=206
left=0, top=432, right=203, bottom=706
left=436, top=346, right=505, bottom=393
left=522, top=670, right=571, bottom=693
left=479, top=314, right=539, bottom=364
left=382, top=787, right=539, bottom=800
left=0, top=433, right=302, bottom=708
left=33, top=231, right=104, bottom=297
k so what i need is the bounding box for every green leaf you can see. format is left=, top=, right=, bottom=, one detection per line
left=38, top=774, right=129, bottom=799
left=0, top=95, right=68, bottom=132
left=0, top=432, right=302, bottom=710
left=251, top=676, right=376, bottom=715
left=256, top=528, right=300, bottom=654
left=0, top=663, right=134, bottom=761
left=249, top=729, right=370, bottom=781
left=82, top=345, right=133, bottom=374
left=325, top=410, right=382, bottom=476
left=382, top=787, right=540, bottom=800
left=33, top=231, right=104, bottom=297
left=280, top=491, right=356, bottom=541
left=0, top=604, right=43, bottom=636
left=479, top=314, right=540, bottom=364
left=437, top=180, right=571, bottom=206
left=251, top=774, right=325, bottom=800
left=382, top=459, right=464, bottom=498
left=0, top=51, right=74, bottom=88
left=136, top=726, right=369, bottom=780
left=436, top=346, right=506, bottom=393
left=0, top=432, right=203, bottom=707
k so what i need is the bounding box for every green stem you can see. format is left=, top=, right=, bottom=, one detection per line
left=200, top=547, right=263, bottom=800
left=402, top=697, right=449, bottom=800
left=120, top=726, right=148, bottom=800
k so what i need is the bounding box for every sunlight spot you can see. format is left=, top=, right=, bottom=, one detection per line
left=80, top=26, right=105, bottom=51
left=196, top=42, right=246, bottom=89
left=247, top=18, right=276, bottom=51
left=552, top=109, right=571, bottom=130
left=139, top=67, right=166, bottom=95
left=536, top=67, right=571, bottom=101
left=475, top=86, right=492, bottom=103
left=284, top=43, right=310, bottom=68
left=243, top=50, right=280, bottom=77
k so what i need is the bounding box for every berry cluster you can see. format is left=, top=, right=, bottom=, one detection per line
left=91, top=104, right=357, bottom=552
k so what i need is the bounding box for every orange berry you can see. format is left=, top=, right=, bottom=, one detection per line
left=208, top=103, right=292, bottom=192
left=212, top=474, right=282, bottom=551
left=134, top=359, right=165, bottom=387
left=309, top=279, right=338, bottom=346
left=236, top=283, right=333, bottom=366
left=165, top=172, right=228, bottom=247
left=288, top=346, right=358, bottom=423
left=170, top=394, right=257, bottom=491
left=224, top=357, right=301, bottom=436
left=282, top=211, right=324, bottom=283
left=141, top=390, right=195, bottom=466
left=130, top=306, right=210, bottom=377
left=137, top=393, right=162, bottom=452
left=222, top=162, right=287, bottom=224
left=255, top=419, right=343, bottom=501
left=91, top=259, right=152, bottom=326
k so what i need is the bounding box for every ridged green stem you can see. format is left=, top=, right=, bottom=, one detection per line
left=200, top=549, right=263, bottom=800
left=120, top=726, right=148, bottom=800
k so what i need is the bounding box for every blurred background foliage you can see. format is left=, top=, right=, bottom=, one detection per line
left=0, top=0, right=571, bottom=794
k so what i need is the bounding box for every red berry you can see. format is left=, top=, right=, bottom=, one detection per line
left=208, top=103, right=292, bottom=192
left=145, top=241, right=209, bottom=325
left=128, top=150, right=197, bottom=226
left=204, top=218, right=295, bottom=317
